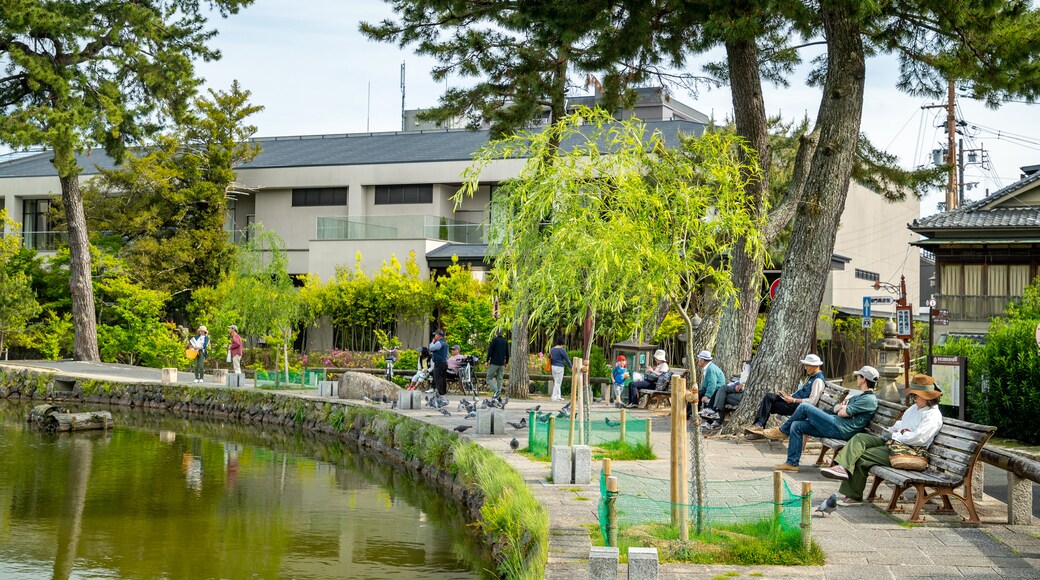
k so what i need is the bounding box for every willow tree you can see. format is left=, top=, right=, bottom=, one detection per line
left=0, top=0, right=252, bottom=360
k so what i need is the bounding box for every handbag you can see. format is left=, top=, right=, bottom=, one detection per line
left=544, top=356, right=552, bottom=373
left=888, top=441, right=929, bottom=471
left=185, top=348, right=198, bottom=360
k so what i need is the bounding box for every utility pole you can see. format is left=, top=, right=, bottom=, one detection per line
left=400, top=62, right=406, bottom=131
left=946, top=80, right=958, bottom=210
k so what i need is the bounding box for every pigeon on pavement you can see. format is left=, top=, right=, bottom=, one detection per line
left=454, top=425, right=473, bottom=433
left=536, top=411, right=552, bottom=424
left=465, top=411, right=477, bottom=419
left=498, top=397, right=509, bottom=410
left=605, top=417, right=621, bottom=427
left=815, top=493, right=839, bottom=517
left=507, top=421, right=525, bottom=430
left=509, top=437, right=520, bottom=452
left=560, top=402, right=572, bottom=414
left=439, top=408, right=451, bottom=417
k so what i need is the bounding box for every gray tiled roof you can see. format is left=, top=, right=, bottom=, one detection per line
left=426, top=243, right=490, bottom=260
left=0, top=120, right=706, bottom=178
left=911, top=169, right=1040, bottom=230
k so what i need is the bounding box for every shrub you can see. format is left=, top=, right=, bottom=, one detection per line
left=980, top=319, right=1040, bottom=443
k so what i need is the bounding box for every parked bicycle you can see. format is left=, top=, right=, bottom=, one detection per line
left=381, top=347, right=400, bottom=383
left=458, top=354, right=480, bottom=400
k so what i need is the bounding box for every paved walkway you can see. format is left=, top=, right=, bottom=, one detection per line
left=11, top=361, right=1040, bottom=579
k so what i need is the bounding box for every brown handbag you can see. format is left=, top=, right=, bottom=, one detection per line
left=888, top=441, right=929, bottom=471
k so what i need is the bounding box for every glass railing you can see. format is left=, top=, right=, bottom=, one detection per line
left=316, top=215, right=486, bottom=243
left=22, top=231, right=66, bottom=251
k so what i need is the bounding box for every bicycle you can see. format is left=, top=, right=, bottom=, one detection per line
left=458, top=354, right=480, bottom=400
left=381, top=347, right=399, bottom=383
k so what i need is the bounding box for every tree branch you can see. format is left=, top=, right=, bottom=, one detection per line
left=763, top=127, right=819, bottom=241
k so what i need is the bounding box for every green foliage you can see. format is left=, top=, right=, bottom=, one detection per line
left=933, top=337, right=987, bottom=423
left=83, top=82, right=263, bottom=313
left=979, top=319, right=1040, bottom=442
left=593, top=440, right=656, bottom=461
left=22, top=312, right=73, bottom=360
left=95, top=274, right=184, bottom=367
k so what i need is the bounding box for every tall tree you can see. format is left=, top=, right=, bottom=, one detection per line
left=0, top=0, right=252, bottom=360
left=83, top=81, right=262, bottom=315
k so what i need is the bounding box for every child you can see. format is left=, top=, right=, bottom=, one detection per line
left=407, top=347, right=432, bottom=390
left=611, top=355, right=629, bottom=404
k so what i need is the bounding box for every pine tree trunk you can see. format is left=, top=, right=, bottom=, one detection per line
left=714, top=39, right=770, bottom=381
left=57, top=166, right=100, bottom=362
left=508, top=312, right=530, bottom=398
left=727, top=3, right=865, bottom=429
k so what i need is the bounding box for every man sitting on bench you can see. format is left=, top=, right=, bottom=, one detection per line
left=626, top=349, right=669, bottom=408
left=744, top=354, right=827, bottom=439
left=445, top=345, right=464, bottom=382
left=700, top=360, right=750, bottom=429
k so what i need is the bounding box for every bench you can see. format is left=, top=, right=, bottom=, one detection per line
left=814, top=384, right=904, bottom=466
left=637, top=369, right=689, bottom=410
left=866, top=417, right=996, bottom=524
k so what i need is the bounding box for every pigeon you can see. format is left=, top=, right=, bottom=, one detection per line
left=465, top=411, right=477, bottom=419
left=525, top=404, right=541, bottom=414
left=457, top=401, right=467, bottom=412
left=498, top=397, right=509, bottom=410
left=391, top=400, right=398, bottom=409
left=509, top=437, right=520, bottom=452
left=614, top=402, right=623, bottom=409
left=536, top=411, right=552, bottom=424
left=560, top=402, right=572, bottom=414
left=605, top=417, right=621, bottom=427
left=507, top=421, right=525, bottom=430
left=593, top=397, right=604, bottom=403
left=454, top=425, right=473, bottom=433
left=479, top=399, right=489, bottom=409
left=439, top=408, right=451, bottom=417
left=557, top=409, right=570, bottom=418
left=361, top=395, right=374, bottom=404
left=381, top=394, right=390, bottom=404
left=815, top=493, right=839, bottom=517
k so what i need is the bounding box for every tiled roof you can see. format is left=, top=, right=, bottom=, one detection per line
left=0, top=120, right=706, bottom=178
left=911, top=169, right=1040, bottom=230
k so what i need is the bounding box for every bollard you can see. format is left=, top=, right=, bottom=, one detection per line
left=161, top=368, right=178, bottom=384
left=572, top=445, right=592, bottom=484
left=551, top=445, right=573, bottom=485
left=627, top=547, right=659, bottom=580
left=800, top=481, right=813, bottom=549
left=590, top=546, right=618, bottom=580
left=606, top=475, right=619, bottom=548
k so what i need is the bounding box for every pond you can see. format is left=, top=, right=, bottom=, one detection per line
left=0, top=402, right=489, bottom=579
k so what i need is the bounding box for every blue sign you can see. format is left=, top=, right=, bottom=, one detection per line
left=862, top=296, right=872, bottom=319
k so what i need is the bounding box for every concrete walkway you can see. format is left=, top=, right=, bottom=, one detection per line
left=11, top=360, right=1040, bottom=579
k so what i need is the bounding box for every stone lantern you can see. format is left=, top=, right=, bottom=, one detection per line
left=872, top=320, right=909, bottom=403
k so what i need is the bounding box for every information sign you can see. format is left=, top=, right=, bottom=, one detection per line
left=896, top=305, right=913, bottom=339
left=870, top=296, right=894, bottom=305
left=930, top=355, right=967, bottom=419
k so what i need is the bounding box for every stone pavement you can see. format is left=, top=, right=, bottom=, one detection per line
left=11, top=360, right=1040, bottom=579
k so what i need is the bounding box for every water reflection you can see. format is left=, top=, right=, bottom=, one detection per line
left=0, top=403, right=489, bottom=579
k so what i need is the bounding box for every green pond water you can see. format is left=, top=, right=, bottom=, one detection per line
left=0, top=402, right=489, bottom=579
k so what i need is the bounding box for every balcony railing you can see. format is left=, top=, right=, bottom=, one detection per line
left=936, top=294, right=1018, bottom=321
left=23, top=231, right=67, bottom=251
left=316, top=215, right=486, bottom=244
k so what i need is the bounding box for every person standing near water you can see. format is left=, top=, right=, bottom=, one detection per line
left=227, top=325, right=243, bottom=375
left=189, top=326, right=210, bottom=383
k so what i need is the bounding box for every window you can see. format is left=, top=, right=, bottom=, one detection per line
left=374, top=184, right=434, bottom=205
left=854, top=268, right=879, bottom=282
left=22, top=198, right=51, bottom=250
left=292, top=187, right=348, bottom=207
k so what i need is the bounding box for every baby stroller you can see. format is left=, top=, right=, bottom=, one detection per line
left=406, top=347, right=433, bottom=390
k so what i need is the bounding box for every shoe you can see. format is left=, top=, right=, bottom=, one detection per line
left=820, top=465, right=850, bottom=481
left=699, top=408, right=719, bottom=419
left=762, top=427, right=788, bottom=441
left=744, top=425, right=764, bottom=435
left=837, top=496, right=863, bottom=507
left=425, top=388, right=435, bottom=394
left=774, top=463, right=799, bottom=472
left=745, top=432, right=764, bottom=441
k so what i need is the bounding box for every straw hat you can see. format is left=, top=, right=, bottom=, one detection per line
left=907, top=374, right=943, bottom=400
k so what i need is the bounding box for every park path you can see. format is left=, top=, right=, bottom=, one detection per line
left=9, top=360, right=1040, bottom=579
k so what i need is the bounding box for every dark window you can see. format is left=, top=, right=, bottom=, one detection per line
left=855, top=268, right=880, bottom=282
left=374, top=184, right=434, bottom=205
left=292, top=187, right=348, bottom=207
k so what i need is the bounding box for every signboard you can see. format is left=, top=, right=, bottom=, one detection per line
left=862, top=296, right=872, bottom=319
left=930, top=355, right=967, bottom=420
left=870, top=296, right=894, bottom=305
left=861, top=318, right=873, bottom=329
left=896, top=305, right=913, bottom=339
left=769, top=278, right=781, bottom=300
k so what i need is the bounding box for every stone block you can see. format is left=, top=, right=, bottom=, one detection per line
left=490, top=408, right=504, bottom=435
left=226, top=373, right=245, bottom=387
left=551, top=446, right=573, bottom=485
left=627, top=547, right=658, bottom=580
left=161, top=368, right=178, bottom=384
left=589, top=546, right=618, bottom=580
left=318, top=381, right=337, bottom=398
left=572, top=445, right=592, bottom=484
left=212, top=369, right=228, bottom=384
left=1008, top=471, right=1033, bottom=525
left=972, top=463, right=985, bottom=504
left=398, top=391, right=416, bottom=410
left=477, top=408, right=493, bottom=435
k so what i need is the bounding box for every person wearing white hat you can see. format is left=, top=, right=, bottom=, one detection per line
left=768, top=364, right=879, bottom=472
left=693, top=350, right=725, bottom=419
left=188, top=326, right=210, bottom=383
left=745, top=354, right=827, bottom=438
left=625, top=349, right=669, bottom=408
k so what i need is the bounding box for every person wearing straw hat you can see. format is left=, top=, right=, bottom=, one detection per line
left=745, top=354, right=827, bottom=438
left=769, top=364, right=879, bottom=472
left=626, top=349, right=669, bottom=408
left=821, top=374, right=944, bottom=506
left=188, top=326, right=210, bottom=383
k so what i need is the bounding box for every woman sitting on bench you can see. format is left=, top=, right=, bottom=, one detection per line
left=820, top=374, right=943, bottom=506
left=626, top=349, right=669, bottom=408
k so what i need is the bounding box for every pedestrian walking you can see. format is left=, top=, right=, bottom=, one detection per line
left=486, top=330, right=509, bottom=398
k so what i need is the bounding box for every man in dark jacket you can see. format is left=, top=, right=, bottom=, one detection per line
left=486, top=330, right=510, bottom=398
left=429, top=329, right=448, bottom=395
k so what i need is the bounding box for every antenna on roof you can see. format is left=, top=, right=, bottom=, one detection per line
left=367, top=81, right=371, bottom=133
left=400, top=62, right=406, bottom=131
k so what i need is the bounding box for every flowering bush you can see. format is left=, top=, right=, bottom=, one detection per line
left=528, top=352, right=548, bottom=375
left=295, top=349, right=383, bottom=369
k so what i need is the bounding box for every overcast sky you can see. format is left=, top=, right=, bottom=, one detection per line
left=56, top=2, right=1040, bottom=217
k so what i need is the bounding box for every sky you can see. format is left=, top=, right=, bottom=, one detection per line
left=17, top=1, right=1040, bottom=218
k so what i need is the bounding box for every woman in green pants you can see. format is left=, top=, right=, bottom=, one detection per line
left=820, top=375, right=944, bottom=506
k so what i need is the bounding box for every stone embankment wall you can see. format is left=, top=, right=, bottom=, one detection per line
left=0, top=367, right=547, bottom=580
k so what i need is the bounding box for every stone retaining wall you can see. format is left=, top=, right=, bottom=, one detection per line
left=0, top=366, right=545, bottom=578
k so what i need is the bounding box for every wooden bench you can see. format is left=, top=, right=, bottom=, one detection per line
left=866, top=418, right=996, bottom=524
left=814, top=383, right=904, bottom=465
left=637, top=369, right=688, bottom=410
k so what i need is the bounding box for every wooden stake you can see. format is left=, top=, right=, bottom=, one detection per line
left=602, top=457, right=612, bottom=477
left=773, top=471, right=783, bottom=522
left=606, top=475, right=619, bottom=547
left=800, top=481, right=813, bottom=549
left=619, top=408, right=627, bottom=443
left=646, top=417, right=652, bottom=449
left=675, top=375, right=689, bottom=541
left=548, top=416, right=556, bottom=451
left=568, top=356, right=582, bottom=446
left=670, top=374, right=678, bottom=525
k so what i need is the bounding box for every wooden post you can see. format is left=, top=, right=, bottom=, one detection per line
left=773, top=471, right=783, bottom=522
left=603, top=457, right=612, bottom=477
left=646, top=417, right=652, bottom=449
left=800, top=481, right=813, bottom=549
left=548, top=416, right=556, bottom=451
left=569, top=357, right=583, bottom=446
left=675, top=376, right=689, bottom=541
left=606, top=475, right=619, bottom=547
left=670, top=375, right=678, bottom=525
left=619, top=408, right=627, bottom=443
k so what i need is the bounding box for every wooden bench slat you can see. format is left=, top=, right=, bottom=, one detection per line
left=926, top=444, right=974, bottom=468
left=930, top=433, right=978, bottom=453
left=932, top=423, right=992, bottom=442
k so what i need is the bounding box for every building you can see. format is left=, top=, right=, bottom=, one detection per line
left=909, top=164, right=1040, bottom=342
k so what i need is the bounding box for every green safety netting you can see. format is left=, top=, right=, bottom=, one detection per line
left=597, top=471, right=809, bottom=546
left=254, top=368, right=326, bottom=389
left=526, top=412, right=651, bottom=458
